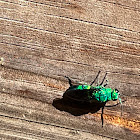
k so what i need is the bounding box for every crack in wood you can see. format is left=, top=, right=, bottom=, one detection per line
left=1, top=0, right=140, bottom=33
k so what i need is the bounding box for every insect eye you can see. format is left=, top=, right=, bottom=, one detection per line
left=115, top=89, right=119, bottom=93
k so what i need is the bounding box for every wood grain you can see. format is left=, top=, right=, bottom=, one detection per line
left=0, top=0, right=140, bottom=139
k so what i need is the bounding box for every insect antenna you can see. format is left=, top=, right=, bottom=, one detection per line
left=90, top=71, right=101, bottom=86
left=118, top=93, right=128, bottom=116
left=105, top=94, right=126, bottom=116
left=100, top=72, right=107, bottom=86
left=118, top=95, right=123, bottom=116
left=121, top=102, right=123, bottom=116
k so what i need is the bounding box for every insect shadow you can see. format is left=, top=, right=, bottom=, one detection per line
left=53, top=97, right=106, bottom=116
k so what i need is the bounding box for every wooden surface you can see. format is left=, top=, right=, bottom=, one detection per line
left=0, top=0, right=140, bottom=139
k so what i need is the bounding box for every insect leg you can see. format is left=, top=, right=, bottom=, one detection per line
left=65, top=76, right=72, bottom=86
left=101, top=105, right=105, bottom=127
left=100, top=72, right=107, bottom=86
left=90, top=71, right=101, bottom=86
left=103, top=80, right=108, bottom=87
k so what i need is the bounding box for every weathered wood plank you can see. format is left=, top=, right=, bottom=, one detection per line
left=0, top=20, right=140, bottom=73
left=0, top=66, right=139, bottom=121
left=98, top=0, right=140, bottom=10
left=1, top=43, right=139, bottom=84
left=0, top=37, right=140, bottom=97
left=1, top=1, right=140, bottom=49
left=1, top=0, right=140, bottom=32
left=0, top=114, right=113, bottom=140
left=0, top=17, right=140, bottom=57
left=0, top=26, right=140, bottom=81
left=0, top=92, right=139, bottom=140
left=0, top=0, right=140, bottom=139
left=0, top=39, right=139, bottom=73
left=0, top=48, right=140, bottom=98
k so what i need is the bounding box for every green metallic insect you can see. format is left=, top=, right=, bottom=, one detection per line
left=63, top=71, right=122, bottom=127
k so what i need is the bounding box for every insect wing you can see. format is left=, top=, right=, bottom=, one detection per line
left=63, top=85, right=91, bottom=102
